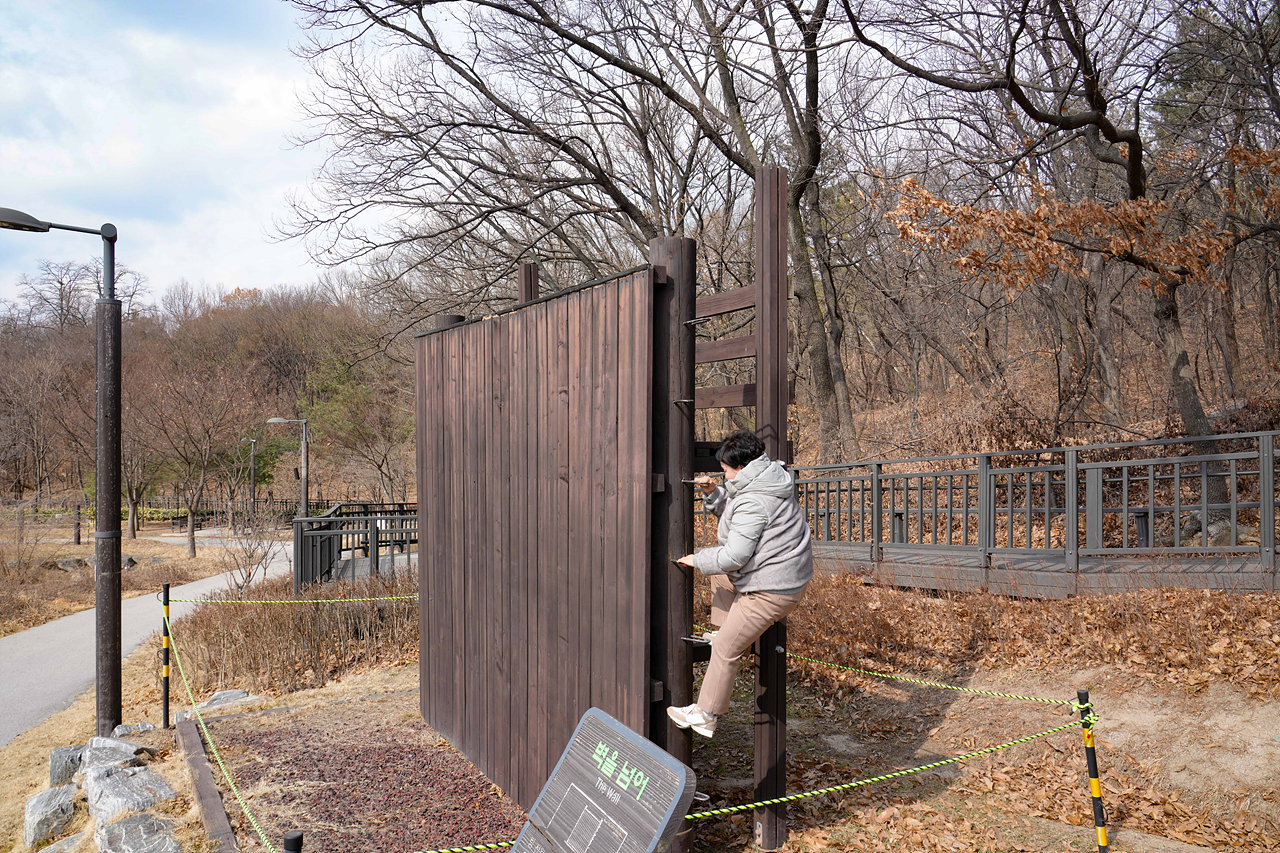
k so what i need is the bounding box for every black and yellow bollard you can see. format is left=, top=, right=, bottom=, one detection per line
left=1077, top=689, right=1109, bottom=853
left=162, top=583, right=170, bottom=729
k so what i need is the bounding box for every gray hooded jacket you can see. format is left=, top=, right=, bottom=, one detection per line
left=692, top=454, right=814, bottom=594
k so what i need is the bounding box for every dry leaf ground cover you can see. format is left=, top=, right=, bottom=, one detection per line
left=149, top=571, right=1279, bottom=853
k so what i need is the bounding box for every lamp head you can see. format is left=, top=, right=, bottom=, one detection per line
left=267, top=417, right=289, bottom=424
left=0, top=207, right=51, bottom=233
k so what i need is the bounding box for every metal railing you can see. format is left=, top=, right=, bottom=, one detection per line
left=789, top=430, right=1278, bottom=594
left=292, top=502, right=418, bottom=592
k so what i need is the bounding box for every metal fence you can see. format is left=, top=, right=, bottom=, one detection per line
left=791, top=430, right=1278, bottom=597
left=292, top=502, right=418, bottom=592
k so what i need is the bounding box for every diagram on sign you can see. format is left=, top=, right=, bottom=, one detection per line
left=548, top=784, right=628, bottom=853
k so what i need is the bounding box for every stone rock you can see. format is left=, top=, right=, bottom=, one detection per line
left=75, top=737, right=155, bottom=782
left=50, top=744, right=85, bottom=786
left=204, top=689, right=252, bottom=707
left=24, top=784, right=78, bottom=848
left=42, top=831, right=85, bottom=852
left=87, top=735, right=155, bottom=756
left=83, top=766, right=176, bottom=825
left=175, top=688, right=264, bottom=722
left=95, top=813, right=181, bottom=853
left=85, top=556, right=139, bottom=571
left=54, top=558, right=86, bottom=571
left=111, top=722, right=156, bottom=739
left=149, top=556, right=169, bottom=565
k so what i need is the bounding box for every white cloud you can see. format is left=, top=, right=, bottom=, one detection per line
left=0, top=0, right=327, bottom=302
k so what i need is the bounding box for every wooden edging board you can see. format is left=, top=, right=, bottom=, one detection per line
left=176, top=720, right=240, bottom=853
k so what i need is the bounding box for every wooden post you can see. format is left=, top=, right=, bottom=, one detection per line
left=753, top=166, right=790, bottom=850
left=649, top=238, right=696, bottom=767
left=518, top=262, right=540, bottom=304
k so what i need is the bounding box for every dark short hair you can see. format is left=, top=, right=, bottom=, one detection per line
left=715, top=430, right=765, bottom=469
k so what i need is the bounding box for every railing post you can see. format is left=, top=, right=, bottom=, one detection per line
left=161, top=583, right=170, bottom=730
left=1085, top=467, right=1103, bottom=550
left=368, top=513, right=380, bottom=577
left=1066, top=450, right=1079, bottom=573
left=977, top=454, right=992, bottom=563
left=292, top=517, right=303, bottom=595
left=74, top=503, right=82, bottom=545
left=871, top=463, right=883, bottom=562
left=1261, top=433, right=1275, bottom=591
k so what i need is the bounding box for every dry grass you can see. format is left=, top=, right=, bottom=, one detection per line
left=168, top=572, right=419, bottom=698
left=0, top=537, right=227, bottom=638
left=0, top=638, right=208, bottom=853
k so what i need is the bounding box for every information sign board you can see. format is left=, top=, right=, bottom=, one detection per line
left=511, top=708, right=696, bottom=853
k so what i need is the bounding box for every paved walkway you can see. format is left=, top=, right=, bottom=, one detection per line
left=0, top=530, right=291, bottom=747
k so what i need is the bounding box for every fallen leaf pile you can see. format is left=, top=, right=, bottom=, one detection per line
left=782, top=573, right=1280, bottom=698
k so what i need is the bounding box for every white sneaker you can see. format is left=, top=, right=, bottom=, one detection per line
left=667, top=704, right=718, bottom=737
left=699, top=630, right=718, bottom=641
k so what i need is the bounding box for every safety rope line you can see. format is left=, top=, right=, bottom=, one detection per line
left=684, top=716, right=1091, bottom=818
left=170, top=595, right=419, bottom=604
left=692, top=624, right=1075, bottom=707
left=165, top=614, right=280, bottom=853
left=406, top=717, right=1092, bottom=853
left=787, top=653, right=1078, bottom=707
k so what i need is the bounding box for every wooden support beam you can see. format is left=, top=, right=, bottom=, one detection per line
left=753, top=166, right=790, bottom=850
left=695, top=335, right=756, bottom=364
left=648, top=238, right=696, bottom=772
left=518, top=263, right=539, bottom=304
left=695, top=286, right=756, bottom=318
left=694, top=383, right=757, bottom=409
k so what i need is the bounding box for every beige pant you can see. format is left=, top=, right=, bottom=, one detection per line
left=697, top=574, right=804, bottom=716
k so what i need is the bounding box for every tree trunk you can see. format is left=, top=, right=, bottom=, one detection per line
left=1088, top=253, right=1123, bottom=421
left=1262, top=258, right=1280, bottom=370
left=788, top=207, right=845, bottom=462
left=1151, top=280, right=1229, bottom=529
left=1216, top=248, right=1241, bottom=400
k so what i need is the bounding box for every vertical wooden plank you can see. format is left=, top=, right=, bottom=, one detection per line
left=449, top=327, right=467, bottom=749
left=416, top=336, right=432, bottom=728
left=552, top=289, right=572, bottom=778
left=465, top=323, right=482, bottom=767
left=491, top=315, right=512, bottom=798
left=568, top=288, right=589, bottom=738
left=617, top=270, right=655, bottom=735
left=594, top=281, right=620, bottom=721
left=526, top=302, right=546, bottom=800
left=509, top=306, right=529, bottom=805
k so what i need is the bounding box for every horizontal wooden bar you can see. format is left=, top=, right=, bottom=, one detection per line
left=695, top=383, right=756, bottom=409
left=695, top=286, right=756, bottom=318
left=695, top=335, right=756, bottom=364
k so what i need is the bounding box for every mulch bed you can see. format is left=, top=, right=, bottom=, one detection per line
left=203, top=692, right=527, bottom=853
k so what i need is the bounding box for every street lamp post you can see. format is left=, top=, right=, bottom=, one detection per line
left=267, top=418, right=308, bottom=519
left=241, top=437, right=258, bottom=506
left=1, top=206, right=121, bottom=737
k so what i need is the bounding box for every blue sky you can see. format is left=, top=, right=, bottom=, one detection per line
left=0, top=0, right=328, bottom=303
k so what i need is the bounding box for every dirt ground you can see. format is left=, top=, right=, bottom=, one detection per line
left=4, top=587, right=1276, bottom=853
left=183, top=653, right=1276, bottom=853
